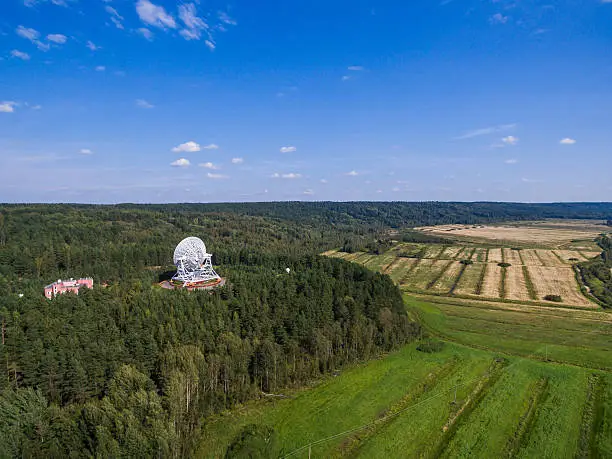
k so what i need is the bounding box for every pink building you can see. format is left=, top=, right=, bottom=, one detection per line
left=44, top=278, right=93, bottom=299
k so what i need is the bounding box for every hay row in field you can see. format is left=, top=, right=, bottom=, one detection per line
left=430, top=261, right=464, bottom=293
left=504, top=265, right=531, bottom=302
left=481, top=263, right=503, bottom=298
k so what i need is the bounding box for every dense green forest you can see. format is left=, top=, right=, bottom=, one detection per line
left=0, top=205, right=417, bottom=457
left=579, top=235, right=612, bottom=307
left=0, top=202, right=611, bottom=457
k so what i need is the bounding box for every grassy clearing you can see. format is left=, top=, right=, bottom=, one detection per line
left=407, top=296, right=612, bottom=370
left=198, top=293, right=612, bottom=458
left=196, top=343, right=485, bottom=458
left=353, top=354, right=496, bottom=458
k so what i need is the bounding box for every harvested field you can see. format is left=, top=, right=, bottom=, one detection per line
left=416, top=221, right=606, bottom=247
left=440, top=246, right=463, bottom=259
left=526, top=266, right=596, bottom=307
left=403, top=259, right=446, bottom=290
left=389, top=258, right=419, bottom=283
left=521, top=249, right=544, bottom=267
left=580, top=251, right=603, bottom=260
left=488, top=248, right=503, bottom=264
left=504, top=265, right=531, bottom=302
left=535, top=249, right=565, bottom=267
left=430, top=261, right=463, bottom=293
left=480, top=263, right=503, bottom=298
left=503, top=248, right=522, bottom=266
left=454, top=263, right=485, bottom=296
left=555, top=250, right=586, bottom=263
left=473, top=248, right=488, bottom=262
left=324, top=242, right=599, bottom=308
left=425, top=245, right=446, bottom=258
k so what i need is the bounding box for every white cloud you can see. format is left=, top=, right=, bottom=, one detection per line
left=502, top=135, right=519, bottom=145
left=105, top=6, right=125, bottom=29
left=203, top=143, right=219, bottom=150
left=207, top=172, right=229, bottom=179
left=79, top=148, right=93, bottom=155
left=347, top=65, right=364, bottom=71
left=179, top=3, right=208, bottom=41
left=303, top=189, right=314, bottom=195
left=16, top=26, right=49, bottom=51
left=16, top=26, right=39, bottom=41
left=205, top=40, right=216, bottom=50
left=86, top=41, right=100, bottom=51
left=172, top=141, right=200, bottom=153
left=231, top=157, right=244, bottom=164
left=346, top=170, right=359, bottom=176
left=47, top=34, right=67, bottom=44
left=0, top=102, right=17, bottom=113
left=218, top=12, right=237, bottom=26
left=341, top=75, right=351, bottom=81
left=199, top=162, right=219, bottom=170
left=136, top=0, right=177, bottom=30
left=560, top=137, right=576, bottom=145
left=272, top=172, right=302, bottom=179
left=171, top=158, right=190, bottom=167
left=320, top=179, right=328, bottom=184
left=136, top=99, right=154, bottom=109
left=489, top=13, right=509, bottom=24
left=95, top=65, right=106, bottom=71
left=454, top=123, right=516, bottom=140
left=24, top=0, right=72, bottom=6
left=280, top=146, right=296, bottom=153
left=504, top=159, right=518, bottom=164
left=138, top=28, right=154, bottom=40
left=11, top=50, right=30, bottom=60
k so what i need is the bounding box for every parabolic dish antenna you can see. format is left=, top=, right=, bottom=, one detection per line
left=172, top=236, right=220, bottom=285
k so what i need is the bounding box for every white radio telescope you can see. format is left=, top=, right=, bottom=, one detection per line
left=172, top=237, right=220, bottom=284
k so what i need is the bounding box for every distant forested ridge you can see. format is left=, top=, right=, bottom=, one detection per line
left=578, top=235, right=612, bottom=308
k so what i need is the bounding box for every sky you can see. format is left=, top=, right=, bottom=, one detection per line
left=0, top=0, right=611, bottom=203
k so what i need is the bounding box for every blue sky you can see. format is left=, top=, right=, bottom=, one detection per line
left=1, top=0, right=611, bottom=203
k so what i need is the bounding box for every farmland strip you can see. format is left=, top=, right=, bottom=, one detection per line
left=577, top=374, right=605, bottom=459
left=450, top=263, right=468, bottom=295
left=432, top=359, right=507, bottom=458
left=551, top=250, right=568, bottom=265
left=474, top=263, right=487, bottom=295
left=522, top=266, right=538, bottom=300
left=398, top=257, right=422, bottom=284
left=336, top=357, right=461, bottom=458
left=427, top=260, right=456, bottom=290
left=382, top=257, right=401, bottom=274
left=500, top=266, right=508, bottom=299
left=504, top=378, right=549, bottom=458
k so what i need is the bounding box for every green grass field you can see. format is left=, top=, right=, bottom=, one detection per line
left=197, top=292, right=612, bottom=458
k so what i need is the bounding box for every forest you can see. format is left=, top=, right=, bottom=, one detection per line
left=579, top=235, right=612, bottom=307
left=0, top=202, right=610, bottom=457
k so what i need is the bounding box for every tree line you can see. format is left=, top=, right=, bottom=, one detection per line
left=578, top=235, right=612, bottom=308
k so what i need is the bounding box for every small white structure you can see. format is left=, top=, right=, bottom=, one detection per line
left=172, top=237, right=220, bottom=285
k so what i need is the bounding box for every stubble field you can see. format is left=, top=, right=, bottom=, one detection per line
left=327, top=243, right=600, bottom=308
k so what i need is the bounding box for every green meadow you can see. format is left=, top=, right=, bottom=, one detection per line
left=197, top=293, right=612, bottom=458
